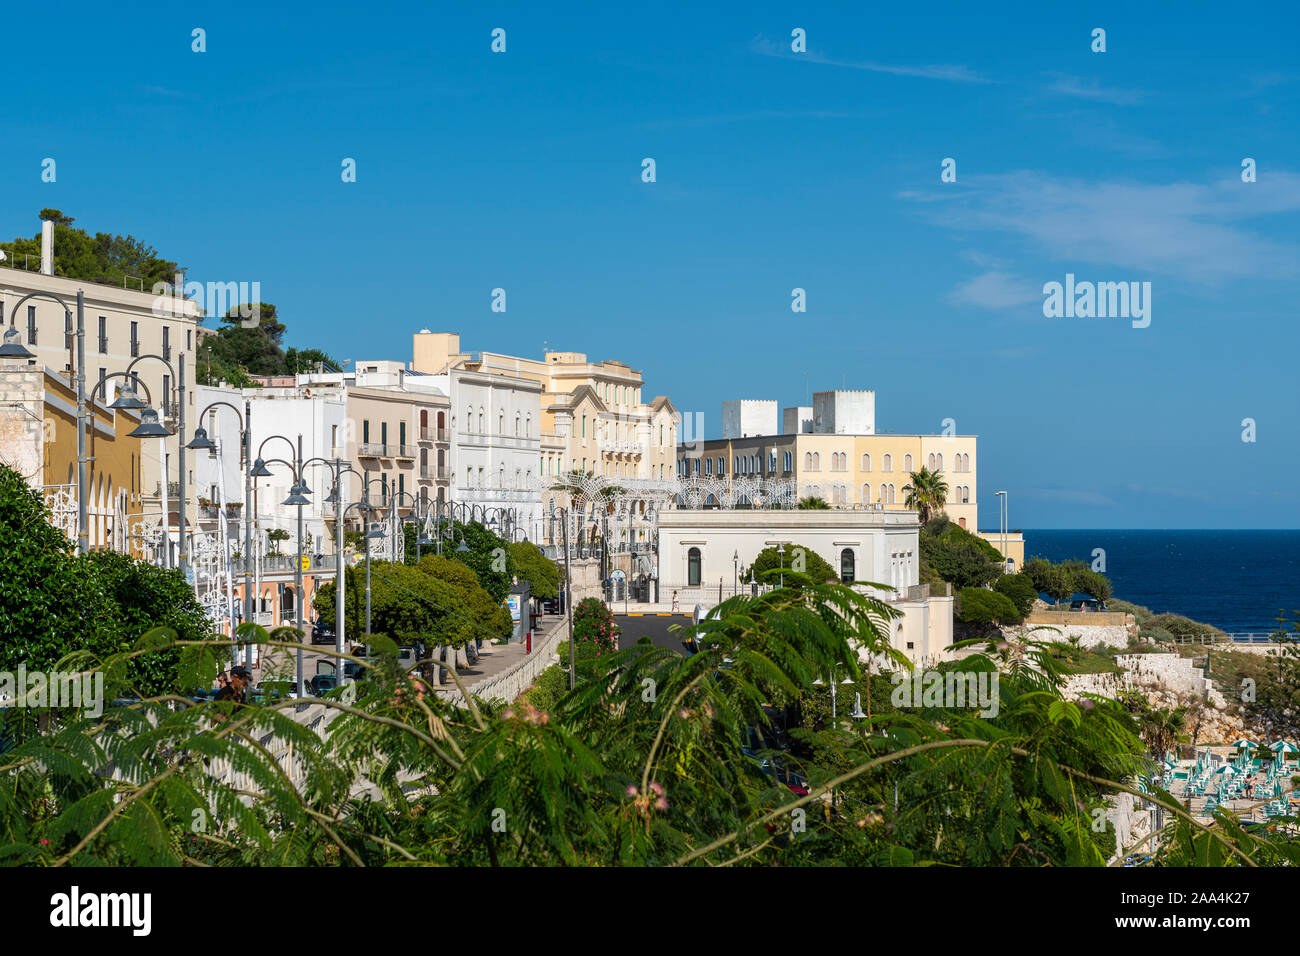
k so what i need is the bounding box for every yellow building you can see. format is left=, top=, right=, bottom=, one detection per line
left=0, top=361, right=145, bottom=550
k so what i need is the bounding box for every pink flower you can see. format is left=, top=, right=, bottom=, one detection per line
left=649, top=781, right=664, bottom=796
left=626, top=785, right=638, bottom=797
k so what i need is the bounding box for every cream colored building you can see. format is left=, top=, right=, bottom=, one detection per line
left=678, top=391, right=978, bottom=531
left=1, top=253, right=202, bottom=529
left=412, top=331, right=680, bottom=547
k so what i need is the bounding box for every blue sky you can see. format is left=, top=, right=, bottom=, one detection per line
left=3, top=2, right=1297, bottom=529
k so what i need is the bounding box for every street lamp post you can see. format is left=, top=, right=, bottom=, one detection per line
left=187, top=399, right=253, bottom=667
left=4, top=290, right=89, bottom=555
left=995, top=490, right=1008, bottom=573
left=777, top=542, right=785, bottom=589
left=121, top=351, right=187, bottom=572
left=733, top=549, right=739, bottom=599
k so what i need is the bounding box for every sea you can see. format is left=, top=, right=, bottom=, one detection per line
left=1022, top=530, right=1300, bottom=634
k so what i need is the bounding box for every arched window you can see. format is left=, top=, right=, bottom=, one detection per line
left=813, top=452, right=820, bottom=470
left=862, top=453, right=871, bottom=472
left=958, top=517, right=967, bottom=530
left=465, top=406, right=472, bottom=433
left=936, top=453, right=943, bottom=471
left=861, top=483, right=871, bottom=504
left=515, top=413, right=521, bottom=436
left=840, top=549, right=855, bottom=584
left=883, top=454, right=892, bottom=472
left=804, top=452, right=812, bottom=470
left=904, top=454, right=913, bottom=472
left=526, top=413, right=531, bottom=436
left=927, top=453, right=934, bottom=470
left=687, top=547, right=702, bottom=585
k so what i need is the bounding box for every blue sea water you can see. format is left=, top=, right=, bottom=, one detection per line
left=1021, top=530, right=1300, bottom=633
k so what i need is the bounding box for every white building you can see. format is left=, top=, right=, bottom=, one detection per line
left=782, top=405, right=813, bottom=434
left=655, top=508, right=953, bottom=664
left=811, top=389, right=875, bottom=435
left=449, top=366, right=544, bottom=541
left=722, top=399, right=779, bottom=439
left=193, top=384, right=348, bottom=557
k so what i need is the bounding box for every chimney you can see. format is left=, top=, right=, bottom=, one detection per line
left=40, top=219, right=53, bottom=275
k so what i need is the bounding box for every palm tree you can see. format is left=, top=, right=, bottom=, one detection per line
left=797, top=496, right=830, bottom=510
left=902, top=466, right=948, bottom=525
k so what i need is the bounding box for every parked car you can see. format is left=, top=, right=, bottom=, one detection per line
left=1070, top=599, right=1108, bottom=612
left=307, top=674, right=337, bottom=696
left=310, top=621, right=336, bottom=645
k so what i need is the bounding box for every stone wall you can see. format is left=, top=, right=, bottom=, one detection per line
left=1012, top=621, right=1130, bottom=650
left=567, top=557, right=603, bottom=605
left=439, top=617, right=571, bottom=707
left=0, top=362, right=45, bottom=482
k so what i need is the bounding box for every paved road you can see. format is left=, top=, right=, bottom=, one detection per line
left=615, top=612, right=694, bottom=654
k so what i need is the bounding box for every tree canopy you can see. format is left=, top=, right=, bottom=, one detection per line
left=1, top=209, right=179, bottom=288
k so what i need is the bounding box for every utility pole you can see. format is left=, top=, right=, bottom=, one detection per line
left=294, top=434, right=305, bottom=698
left=334, top=458, right=345, bottom=683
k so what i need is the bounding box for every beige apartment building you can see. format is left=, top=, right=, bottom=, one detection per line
left=1, top=241, right=203, bottom=545
left=679, top=391, right=979, bottom=531
left=412, top=331, right=680, bottom=546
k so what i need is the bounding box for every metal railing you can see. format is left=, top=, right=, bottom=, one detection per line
left=393, top=444, right=415, bottom=459
left=358, top=443, right=391, bottom=457
left=419, top=427, right=449, bottom=442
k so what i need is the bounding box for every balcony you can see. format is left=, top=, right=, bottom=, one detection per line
left=393, top=444, right=415, bottom=460
left=418, top=465, right=449, bottom=481
left=419, top=427, right=449, bottom=442
left=358, top=443, right=390, bottom=458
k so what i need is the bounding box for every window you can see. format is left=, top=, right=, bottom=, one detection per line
left=883, top=454, right=892, bottom=472
left=687, top=547, right=702, bottom=586
left=861, top=483, right=871, bottom=504
left=499, top=412, right=504, bottom=435
left=398, top=474, right=405, bottom=498
left=582, top=415, right=587, bottom=438
left=162, top=375, right=170, bottom=414
left=98, top=316, right=107, bottom=353
left=129, top=320, right=138, bottom=357
left=734, top=456, right=740, bottom=474
left=162, top=326, right=170, bottom=360
left=363, top=420, right=370, bottom=444
left=840, top=549, right=855, bottom=584
left=97, top=368, right=106, bottom=400
left=904, top=454, right=912, bottom=472
left=804, top=452, right=812, bottom=470
left=936, top=453, right=943, bottom=472
left=813, top=452, right=820, bottom=470
left=660, top=425, right=664, bottom=445
left=861, top=453, right=871, bottom=472
left=399, top=421, right=406, bottom=450
left=705, top=458, right=712, bottom=476
left=717, top=456, right=725, bottom=474
left=693, top=458, right=700, bottom=476
left=28, top=306, right=37, bottom=345
left=381, top=422, right=388, bottom=450
left=186, top=329, right=192, bottom=350
left=784, top=451, right=792, bottom=472
left=526, top=413, right=531, bottom=437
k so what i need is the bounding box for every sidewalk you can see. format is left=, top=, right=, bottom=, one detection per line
left=435, top=614, right=566, bottom=696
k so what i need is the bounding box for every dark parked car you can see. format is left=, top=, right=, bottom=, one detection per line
left=307, top=674, right=337, bottom=696
left=310, top=621, right=336, bottom=645
left=1070, top=599, right=1108, bottom=612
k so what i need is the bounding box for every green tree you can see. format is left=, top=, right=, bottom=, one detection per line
left=902, top=466, right=949, bottom=526
left=797, top=496, right=830, bottom=510
left=1023, top=557, right=1074, bottom=606
left=508, top=541, right=559, bottom=601
left=994, top=573, right=1038, bottom=619
left=745, top=545, right=837, bottom=587
left=920, top=518, right=1003, bottom=590
left=0, top=210, right=179, bottom=288
left=958, top=587, right=1023, bottom=625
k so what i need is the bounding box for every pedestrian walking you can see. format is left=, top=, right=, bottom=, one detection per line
left=671, top=590, right=680, bottom=613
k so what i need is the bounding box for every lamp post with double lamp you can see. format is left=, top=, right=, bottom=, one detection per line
left=2, top=290, right=88, bottom=555
left=812, top=664, right=856, bottom=722
left=119, top=351, right=188, bottom=572
left=995, top=490, right=1008, bottom=573
left=777, top=542, right=785, bottom=589
left=733, top=549, right=739, bottom=599
left=321, top=463, right=364, bottom=681
left=248, top=434, right=317, bottom=698
left=186, top=399, right=253, bottom=666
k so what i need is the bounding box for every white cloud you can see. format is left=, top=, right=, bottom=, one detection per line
left=750, top=35, right=993, bottom=84
left=904, top=171, right=1300, bottom=283
left=948, top=270, right=1040, bottom=309
left=1045, top=73, right=1145, bottom=106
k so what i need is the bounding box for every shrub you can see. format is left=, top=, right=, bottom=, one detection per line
left=746, top=546, right=837, bottom=587
left=572, top=597, right=619, bottom=658
left=920, top=520, right=1003, bottom=590
left=994, top=573, right=1038, bottom=619
left=958, top=587, right=1023, bottom=625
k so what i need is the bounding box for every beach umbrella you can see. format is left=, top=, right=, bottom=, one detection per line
left=1232, top=739, right=1255, bottom=750
left=1272, top=741, right=1298, bottom=754
left=1273, top=780, right=1283, bottom=798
